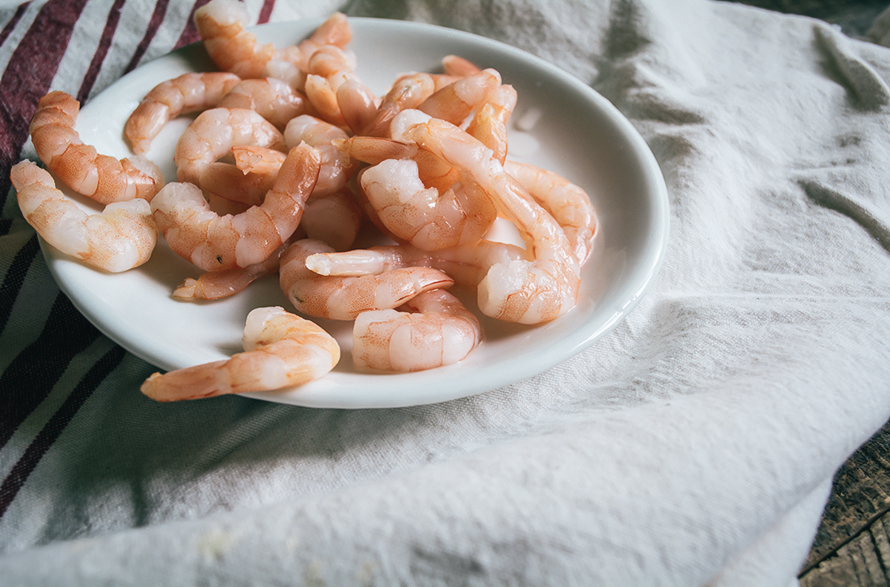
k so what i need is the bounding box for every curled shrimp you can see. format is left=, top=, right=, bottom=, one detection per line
left=152, top=142, right=320, bottom=271
left=359, top=157, right=496, bottom=251
left=441, top=55, right=482, bottom=77
left=29, top=91, right=164, bottom=204
left=466, top=84, right=518, bottom=165
left=174, top=107, right=285, bottom=206
left=306, top=240, right=526, bottom=290
left=360, top=72, right=436, bottom=138
left=353, top=289, right=481, bottom=372
left=404, top=115, right=581, bottom=324
left=141, top=306, right=339, bottom=402
left=417, top=68, right=501, bottom=126
left=279, top=239, right=454, bottom=321
left=194, top=0, right=274, bottom=79
left=284, top=114, right=355, bottom=195
left=217, top=77, right=310, bottom=129
left=124, top=72, right=242, bottom=155
left=504, top=160, right=597, bottom=266
left=301, top=187, right=363, bottom=252
left=11, top=160, right=157, bottom=273
left=262, top=12, right=352, bottom=91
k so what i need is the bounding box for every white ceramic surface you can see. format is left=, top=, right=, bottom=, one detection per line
left=41, top=17, right=670, bottom=408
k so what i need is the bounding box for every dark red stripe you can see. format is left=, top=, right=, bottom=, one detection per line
left=0, top=2, right=28, bottom=49
left=174, top=0, right=209, bottom=49
left=0, top=345, right=125, bottom=521
left=76, top=0, right=126, bottom=102
left=0, top=0, right=91, bottom=211
left=0, top=292, right=100, bottom=450
left=257, top=0, right=275, bottom=24
left=124, top=0, right=169, bottom=74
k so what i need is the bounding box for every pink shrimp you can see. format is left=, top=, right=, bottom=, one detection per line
left=504, top=160, right=597, bottom=266
left=11, top=160, right=157, bottom=273
left=301, top=187, right=363, bottom=252
left=466, top=84, right=518, bottom=165
left=141, top=306, right=340, bottom=402
left=217, top=77, right=310, bottom=129
left=173, top=107, right=285, bottom=206
left=404, top=116, right=581, bottom=324
left=360, top=72, right=436, bottom=137
left=417, top=68, right=501, bottom=126
left=279, top=239, right=454, bottom=321
left=441, top=55, right=482, bottom=77
left=353, top=289, right=481, bottom=372
left=124, top=72, right=242, bottom=155
left=29, top=91, right=164, bottom=204
left=152, top=142, right=321, bottom=271
left=284, top=114, right=355, bottom=195
left=194, top=0, right=274, bottom=79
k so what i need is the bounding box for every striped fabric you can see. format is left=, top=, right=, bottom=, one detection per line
left=0, top=0, right=230, bottom=533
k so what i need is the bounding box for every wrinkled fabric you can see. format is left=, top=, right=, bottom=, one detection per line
left=1, top=0, right=889, bottom=585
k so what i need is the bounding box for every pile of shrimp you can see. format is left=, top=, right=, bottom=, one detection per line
left=10, top=0, right=597, bottom=402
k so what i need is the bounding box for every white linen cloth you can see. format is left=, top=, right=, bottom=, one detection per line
left=1, top=0, right=889, bottom=585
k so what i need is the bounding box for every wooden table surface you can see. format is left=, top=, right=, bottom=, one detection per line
left=723, top=1, right=889, bottom=584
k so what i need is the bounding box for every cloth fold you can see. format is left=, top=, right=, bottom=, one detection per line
left=1, top=0, right=889, bottom=585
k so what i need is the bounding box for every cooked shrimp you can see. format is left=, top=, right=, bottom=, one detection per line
left=174, top=107, right=285, bottom=206
left=11, top=160, right=157, bottom=273
left=353, top=289, right=481, bottom=372
left=194, top=0, right=274, bottom=79
left=284, top=114, right=355, bottom=195
left=417, top=68, right=501, bottom=126
left=336, top=76, right=378, bottom=136
left=466, top=84, right=518, bottom=165
left=404, top=116, right=581, bottom=324
left=279, top=239, right=454, bottom=320
left=505, top=160, right=597, bottom=266
left=29, top=91, right=164, bottom=204
left=360, top=72, right=436, bottom=137
left=125, top=72, right=242, bottom=155
left=172, top=238, right=294, bottom=301
left=360, top=157, right=497, bottom=251
left=441, top=55, right=482, bottom=77
left=301, top=187, right=363, bottom=252
left=217, top=77, right=310, bottom=129
left=153, top=142, right=320, bottom=271
left=141, top=306, right=339, bottom=401
left=303, top=45, right=357, bottom=127
left=306, top=240, right=526, bottom=290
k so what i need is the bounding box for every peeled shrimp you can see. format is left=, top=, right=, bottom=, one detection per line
left=301, top=187, right=363, bottom=252
left=11, top=160, right=157, bottom=273
left=505, top=160, right=597, bottom=266
left=125, top=72, right=242, bottom=155
left=360, top=72, right=436, bottom=137
left=441, top=55, right=482, bottom=77
left=417, top=68, right=501, bottom=126
left=284, top=114, right=355, bottom=195
left=466, top=84, right=518, bottom=165
left=194, top=0, right=274, bottom=79
left=29, top=91, right=164, bottom=204
left=360, top=158, right=497, bottom=251
left=152, top=142, right=320, bottom=271
left=261, top=12, right=353, bottom=91
left=172, top=238, right=293, bottom=301
left=306, top=240, right=526, bottom=290
left=353, top=289, right=481, bottom=372
left=279, top=239, right=454, bottom=321
left=174, top=107, right=285, bottom=206
left=404, top=115, right=581, bottom=324
left=217, top=77, right=310, bottom=129
left=141, top=306, right=339, bottom=401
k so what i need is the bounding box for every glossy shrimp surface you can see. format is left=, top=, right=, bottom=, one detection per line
left=174, top=107, right=285, bottom=206
left=125, top=72, right=242, bottom=154
left=353, top=289, right=481, bottom=372
left=284, top=115, right=355, bottom=195
left=30, top=91, right=164, bottom=204
left=153, top=143, right=320, bottom=271
left=11, top=161, right=157, bottom=273
left=217, top=77, right=310, bottom=129
left=279, top=239, right=454, bottom=321
left=404, top=115, right=581, bottom=324
left=194, top=0, right=274, bottom=78
left=141, top=306, right=340, bottom=402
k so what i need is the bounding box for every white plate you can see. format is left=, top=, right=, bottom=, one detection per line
left=41, top=17, right=669, bottom=409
